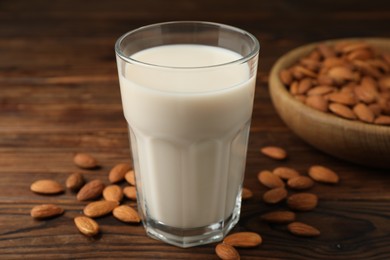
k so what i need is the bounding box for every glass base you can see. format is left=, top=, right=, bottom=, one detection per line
left=143, top=201, right=241, bottom=248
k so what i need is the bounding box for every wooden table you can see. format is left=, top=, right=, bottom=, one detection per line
left=1, top=0, right=389, bottom=259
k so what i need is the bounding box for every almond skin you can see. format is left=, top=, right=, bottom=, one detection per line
left=273, top=167, right=300, bottom=180
left=215, top=243, right=240, bottom=260
left=113, top=205, right=141, bottom=223
left=109, top=163, right=132, bottom=183
left=262, top=187, right=288, bottom=204
left=65, top=172, right=85, bottom=191
left=83, top=200, right=119, bottom=218
left=260, top=211, right=296, bottom=224
left=309, top=165, right=339, bottom=184
left=76, top=179, right=105, bottom=201
left=31, top=204, right=64, bottom=219
left=73, top=153, right=98, bottom=169
left=103, top=185, right=123, bottom=202
left=288, top=222, right=320, bottom=237
left=287, top=176, right=314, bottom=190
left=260, top=146, right=287, bottom=160
left=123, top=186, right=137, bottom=200
left=124, top=170, right=136, bottom=186
left=74, top=216, right=99, bottom=237
left=223, top=232, right=262, bottom=248
left=241, top=187, right=253, bottom=200
left=258, top=170, right=285, bottom=189
left=30, top=179, right=64, bottom=195
left=287, top=193, right=318, bottom=211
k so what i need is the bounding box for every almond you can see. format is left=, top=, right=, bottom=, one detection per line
left=305, top=95, right=328, bottom=112
left=73, top=153, right=98, bottom=169
left=262, top=187, right=288, bottom=204
left=30, top=179, right=64, bottom=195
left=103, top=185, right=123, bottom=202
left=257, top=170, right=285, bottom=188
left=368, top=103, right=382, bottom=117
left=109, top=163, right=132, bottom=183
left=124, top=170, right=136, bottom=186
left=83, top=200, right=119, bottom=218
left=74, top=216, right=99, bottom=237
left=123, top=186, right=137, bottom=200
left=308, top=165, right=339, bottom=184
left=113, top=205, right=141, bottom=223
left=341, top=42, right=370, bottom=53
left=287, top=193, right=318, bottom=211
left=280, top=69, right=293, bottom=85
left=347, top=49, right=374, bottom=61
left=374, top=115, right=390, bottom=125
left=65, top=172, right=85, bottom=191
left=31, top=204, right=64, bottom=219
left=215, top=243, right=240, bottom=260
left=353, top=103, right=375, bottom=123
left=328, top=66, right=356, bottom=84
left=290, top=81, right=299, bottom=95
left=379, top=76, right=390, bottom=90
left=298, top=78, right=312, bottom=94
left=307, top=85, right=336, bottom=96
left=287, top=176, right=314, bottom=190
left=329, top=103, right=357, bottom=120
left=241, top=187, right=253, bottom=200
left=260, top=146, right=287, bottom=160
left=260, top=211, right=296, bottom=224
left=273, top=167, right=300, bottom=180
left=354, top=85, right=378, bottom=104
left=328, top=91, right=357, bottom=106
left=223, top=232, right=262, bottom=248
left=76, top=179, right=105, bottom=201
left=317, top=43, right=335, bottom=58
left=294, top=65, right=317, bottom=78
left=287, top=222, right=320, bottom=237
left=294, top=95, right=306, bottom=103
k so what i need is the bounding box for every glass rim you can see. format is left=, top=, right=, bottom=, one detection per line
left=114, top=21, right=260, bottom=70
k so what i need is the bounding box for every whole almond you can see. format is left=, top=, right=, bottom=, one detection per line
left=307, top=85, right=336, bottom=96
left=280, top=69, right=293, bottom=85
left=341, top=42, right=370, bottom=53
left=124, top=170, right=136, bottom=186
left=241, top=187, right=253, bottom=200
left=317, top=43, right=335, bottom=58
left=309, top=165, right=339, bottom=184
left=287, top=176, right=314, bottom=190
left=223, top=232, right=262, bottom=248
left=109, top=163, right=132, bottom=183
left=260, top=211, right=296, bottom=224
left=329, top=103, right=357, bottom=120
left=328, top=91, right=357, bottom=106
left=83, top=200, right=119, bottom=218
left=305, top=95, right=328, bottom=112
left=215, top=243, right=240, bottom=260
left=347, top=49, right=373, bottom=61
left=287, top=193, right=318, bottom=211
left=123, top=186, right=137, bottom=200
left=262, top=187, right=288, bottom=204
left=77, top=179, right=105, bottom=201
left=258, top=170, right=285, bottom=189
left=103, top=185, right=123, bottom=202
left=328, top=66, right=356, bottom=84
left=113, top=205, right=141, bottom=223
left=74, top=216, right=99, bottom=237
left=294, top=65, right=317, bottom=78
left=353, top=103, right=375, bottom=123
left=354, top=85, right=378, bottom=104
left=368, top=103, right=382, bottom=117
left=73, top=153, right=98, bottom=169
left=31, top=204, right=64, bottom=219
left=298, top=78, right=312, bottom=94
left=30, top=179, right=64, bottom=195
left=375, top=115, right=390, bottom=125
left=379, top=76, right=390, bottom=90
left=66, top=172, right=85, bottom=191
left=288, top=222, right=320, bottom=237
left=273, top=167, right=300, bottom=180
left=260, top=146, right=287, bottom=160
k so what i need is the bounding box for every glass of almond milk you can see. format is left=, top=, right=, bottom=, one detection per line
left=115, top=21, right=259, bottom=248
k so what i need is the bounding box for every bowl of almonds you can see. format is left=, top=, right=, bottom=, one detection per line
left=269, top=38, right=390, bottom=168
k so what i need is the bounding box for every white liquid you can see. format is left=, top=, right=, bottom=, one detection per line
left=118, top=44, right=256, bottom=229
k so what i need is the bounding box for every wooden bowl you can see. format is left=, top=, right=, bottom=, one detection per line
left=269, top=38, right=390, bottom=169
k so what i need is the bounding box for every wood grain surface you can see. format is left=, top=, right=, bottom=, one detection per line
left=1, top=0, right=390, bottom=259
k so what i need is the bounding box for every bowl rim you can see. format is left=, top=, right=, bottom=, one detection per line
left=269, top=37, right=390, bottom=135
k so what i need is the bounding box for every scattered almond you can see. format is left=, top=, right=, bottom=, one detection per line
left=260, top=211, right=296, bottom=224
left=31, top=204, right=64, bottom=219
left=260, top=146, right=287, bottom=160
left=74, top=216, right=99, bottom=237
left=287, top=176, right=314, bottom=190
left=262, top=187, right=288, bottom=204
left=77, top=179, right=105, bottom=201
left=223, top=232, right=262, bottom=248
left=241, top=187, right=253, bottom=200
left=73, top=153, right=98, bottom=169
left=66, top=172, right=85, bottom=191
left=309, top=165, right=339, bottom=184
left=83, top=200, right=119, bottom=218
left=109, top=163, right=132, bottom=183
left=287, top=222, right=320, bottom=237
left=258, top=170, right=285, bottom=189
left=103, top=185, right=123, bottom=202
left=124, top=170, right=136, bottom=186
left=113, top=205, right=141, bottom=223
left=287, top=193, right=318, bottom=211
left=215, top=243, right=240, bottom=260
left=123, top=186, right=137, bottom=200
left=30, top=179, right=64, bottom=195
left=273, top=167, right=300, bottom=180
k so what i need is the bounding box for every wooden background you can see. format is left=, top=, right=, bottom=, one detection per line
left=1, top=0, right=390, bottom=259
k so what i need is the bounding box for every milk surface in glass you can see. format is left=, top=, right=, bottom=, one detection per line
left=119, top=44, right=256, bottom=229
